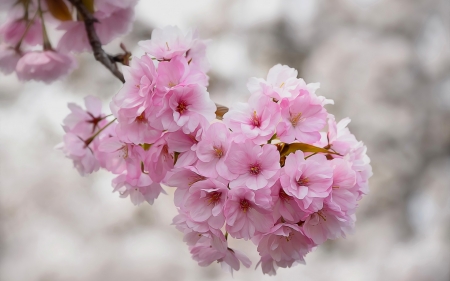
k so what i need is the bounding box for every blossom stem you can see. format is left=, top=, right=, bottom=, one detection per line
left=84, top=118, right=117, bottom=147
left=67, top=0, right=125, bottom=83
left=14, top=9, right=39, bottom=51
left=37, top=0, right=53, bottom=51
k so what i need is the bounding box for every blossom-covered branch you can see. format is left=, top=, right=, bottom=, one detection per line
left=67, top=0, right=125, bottom=82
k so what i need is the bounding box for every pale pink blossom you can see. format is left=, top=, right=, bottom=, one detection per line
left=59, top=132, right=100, bottom=176
left=0, top=18, right=42, bottom=46
left=195, top=122, right=233, bottom=179
left=16, top=50, right=76, bottom=83
left=166, top=127, right=202, bottom=168
left=256, top=223, right=315, bottom=275
left=158, top=85, right=216, bottom=133
left=144, top=135, right=174, bottom=183
left=112, top=173, right=164, bottom=205
left=63, top=96, right=107, bottom=139
left=271, top=181, right=309, bottom=223
left=181, top=179, right=228, bottom=230
left=247, top=64, right=305, bottom=100
left=0, top=44, right=21, bottom=75
left=224, top=187, right=274, bottom=240
left=280, top=151, right=333, bottom=210
left=219, top=248, right=252, bottom=274
left=156, top=55, right=208, bottom=93
left=318, top=115, right=358, bottom=156
left=327, top=158, right=357, bottom=214
left=58, top=2, right=136, bottom=53
left=139, top=26, right=195, bottom=60
left=225, top=141, right=280, bottom=190
left=302, top=204, right=354, bottom=244
left=164, top=167, right=207, bottom=207
left=223, top=94, right=280, bottom=145
left=276, top=94, right=327, bottom=144
left=347, top=142, right=372, bottom=197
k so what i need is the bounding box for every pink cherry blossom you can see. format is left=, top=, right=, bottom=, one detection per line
left=319, top=115, right=358, bottom=156
left=302, top=204, right=354, bottom=244
left=224, top=187, right=274, bottom=240
left=58, top=132, right=100, bottom=176
left=0, top=17, right=42, bottom=46
left=195, top=122, right=233, bottom=179
left=144, top=135, right=174, bottom=183
left=0, top=44, right=21, bottom=75
left=223, top=94, right=280, bottom=145
left=112, top=173, right=164, bottom=205
left=271, top=180, right=309, bottom=223
left=63, top=96, right=107, bottom=139
left=166, top=127, right=202, bottom=168
left=139, top=26, right=195, bottom=60
left=15, top=50, right=77, bottom=83
left=225, top=140, right=280, bottom=190
left=256, top=223, right=315, bottom=275
left=219, top=248, right=252, bottom=274
left=276, top=94, right=327, bottom=144
left=158, top=84, right=216, bottom=133
left=327, top=158, right=357, bottom=214
left=280, top=151, right=333, bottom=210
left=181, top=179, right=228, bottom=230
left=247, top=64, right=305, bottom=100
left=156, top=55, right=208, bottom=93
left=347, top=142, right=373, bottom=197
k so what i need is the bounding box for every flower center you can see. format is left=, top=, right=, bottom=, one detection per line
left=279, top=188, right=291, bottom=202
left=135, top=112, right=146, bottom=123
left=240, top=199, right=251, bottom=213
left=317, top=210, right=327, bottom=221
left=297, top=176, right=309, bottom=186
left=206, top=191, right=222, bottom=206
left=249, top=163, right=261, bottom=175
left=290, top=112, right=303, bottom=128
left=213, top=146, right=223, bottom=158
left=176, top=101, right=188, bottom=115
left=250, top=110, right=261, bottom=128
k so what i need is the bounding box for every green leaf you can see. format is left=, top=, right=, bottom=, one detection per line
left=280, top=143, right=340, bottom=157
left=45, top=0, right=72, bottom=21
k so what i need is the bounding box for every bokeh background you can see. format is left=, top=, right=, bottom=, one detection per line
left=1, top=0, right=450, bottom=280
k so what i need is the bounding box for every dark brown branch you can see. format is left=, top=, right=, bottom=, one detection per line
left=67, top=0, right=125, bottom=83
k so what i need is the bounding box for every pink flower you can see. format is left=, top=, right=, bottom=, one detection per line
left=327, top=158, right=357, bottom=214
left=156, top=55, right=208, bottom=93
left=181, top=179, right=228, bottom=230
left=318, top=115, right=358, bottom=156
left=256, top=223, right=315, bottom=275
left=223, top=94, right=280, bottom=145
left=63, top=96, right=107, bottom=139
left=0, top=18, right=42, bottom=46
left=219, top=248, right=252, bottom=274
left=347, top=142, right=372, bottom=197
left=158, top=85, right=216, bottom=133
left=144, top=135, right=174, bottom=183
left=225, top=141, right=280, bottom=190
left=247, top=64, right=305, bottom=100
left=302, top=204, right=354, bottom=244
left=139, top=26, right=195, bottom=60
left=16, top=50, right=76, bottom=83
left=166, top=126, right=202, bottom=168
left=280, top=151, right=332, bottom=210
left=112, top=173, right=164, bottom=205
left=57, top=2, right=136, bottom=53
left=195, top=122, right=233, bottom=179
left=224, top=187, right=274, bottom=240
left=97, top=135, right=139, bottom=175
left=58, top=132, right=100, bottom=176
left=164, top=167, right=207, bottom=207
left=0, top=44, right=21, bottom=75
left=271, top=181, right=309, bottom=223
left=276, top=94, right=327, bottom=144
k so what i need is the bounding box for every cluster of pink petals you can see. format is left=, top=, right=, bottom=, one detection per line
left=59, top=26, right=372, bottom=275
left=0, top=0, right=137, bottom=83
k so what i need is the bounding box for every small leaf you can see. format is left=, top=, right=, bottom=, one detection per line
left=81, top=0, right=95, bottom=13
left=280, top=143, right=341, bottom=158
left=45, top=0, right=73, bottom=21
left=215, top=104, right=229, bottom=120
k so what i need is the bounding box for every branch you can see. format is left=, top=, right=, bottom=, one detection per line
left=67, top=0, right=125, bottom=83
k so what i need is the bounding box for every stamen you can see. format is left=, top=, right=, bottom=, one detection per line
left=176, top=101, right=188, bottom=114
left=240, top=199, right=251, bottom=213
left=213, top=146, right=223, bottom=158
left=317, top=211, right=327, bottom=221
left=279, top=189, right=291, bottom=202
left=206, top=191, right=222, bottom=206
left=251, top=110, right=260, bottom=127
left=297, top=176, right=309, bottom=186
left=135, top=112, right=146, bottom=123
left=290, top=112, right=303, bottom=127
left=280, top=82, right=285, bottom=88
left=332, top=185, right=339, bottom=189
left=249, top=163, right=261, bottom=175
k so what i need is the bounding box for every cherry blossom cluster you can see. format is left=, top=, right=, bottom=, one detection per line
left=0, top=0, right=136, bottom=83
left=58, top=26, right=372, bottom=275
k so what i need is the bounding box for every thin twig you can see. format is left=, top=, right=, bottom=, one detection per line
left=67, top=0, right=125, bottom=83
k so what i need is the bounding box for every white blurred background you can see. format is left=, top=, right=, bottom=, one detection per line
left=1, top=0, right=450, bottom=280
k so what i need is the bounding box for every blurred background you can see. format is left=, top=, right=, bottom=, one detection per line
left=1, top=0, right=450, bottom=280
